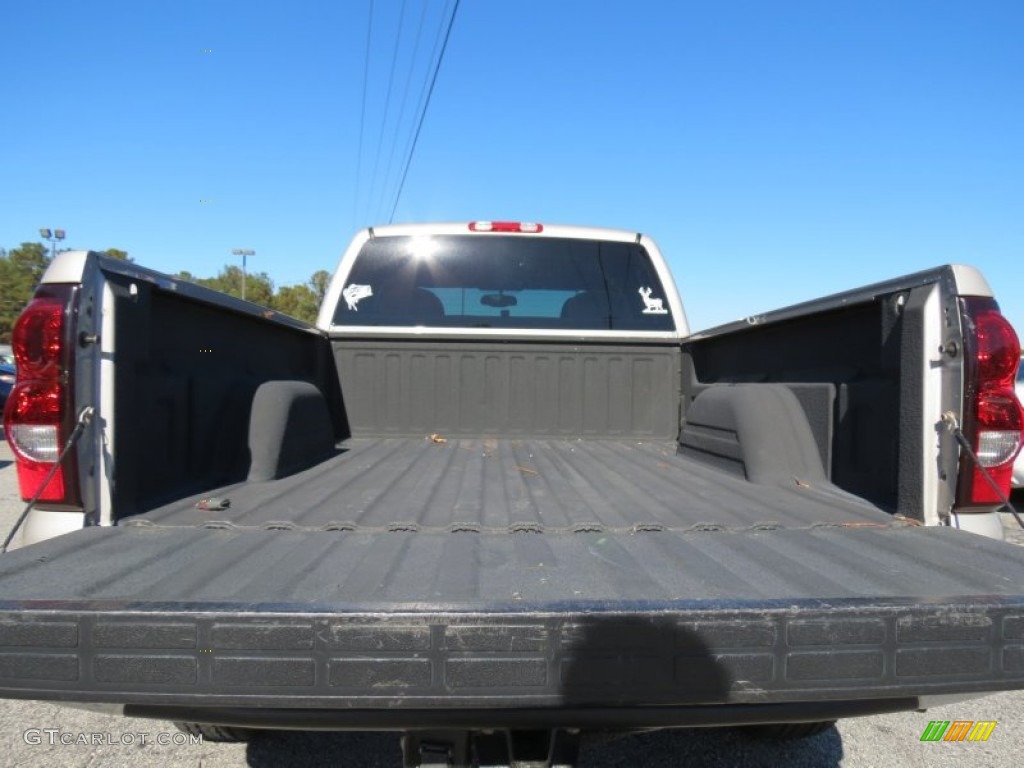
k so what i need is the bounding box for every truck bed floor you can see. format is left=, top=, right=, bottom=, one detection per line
left=133, top=438, right=888, bottom=532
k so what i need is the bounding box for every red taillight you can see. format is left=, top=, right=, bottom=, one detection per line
left=975, top=307, right=1021, bottom=385
left=468, top=221, right=544, bottom=233
left=2, top=285, right=81, bottom=507
left=13, top=295, right=65, bottom=379
left=956, top=297, right=1024, bottom=505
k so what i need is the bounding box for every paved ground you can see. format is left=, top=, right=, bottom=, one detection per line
left=0, top=439, right=1022, bottom=767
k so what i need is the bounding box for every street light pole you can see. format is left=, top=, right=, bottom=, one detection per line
left=231, top=248, right=255, bottom=301
left=39, top=228, right=66, bottom=260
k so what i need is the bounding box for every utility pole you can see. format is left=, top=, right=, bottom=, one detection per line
left=231, top=248, right=255, bottom=301
left=39, top=228, right=66, bottom=259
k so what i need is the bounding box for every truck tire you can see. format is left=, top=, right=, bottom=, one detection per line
left=740, top=721, right=836, bottom=740
left=173, top=722, right=258, bottom=742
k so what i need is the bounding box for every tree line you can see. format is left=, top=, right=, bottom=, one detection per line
left=169, top=265, right=330, bottom=326
left=0, top=242, right=329, bottom=343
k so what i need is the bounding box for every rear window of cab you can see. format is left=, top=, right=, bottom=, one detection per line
left=332, top=235, right=675, bottom=331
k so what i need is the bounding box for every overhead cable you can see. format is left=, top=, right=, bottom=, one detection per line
left=353, top=0, right=376, bottom=229
left=388, top=0, right=461, bottom=223
left=375, top=0, right=431, bottom=222
left=366, top=0, right=409, bottom=225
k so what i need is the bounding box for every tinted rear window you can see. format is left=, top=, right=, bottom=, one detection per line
left=332, top=235, right=675, bottom=331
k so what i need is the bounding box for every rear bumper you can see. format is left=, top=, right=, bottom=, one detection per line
left=124, top=698, right=924, bottom=731
left=1, top=599, right=1022, bottom=714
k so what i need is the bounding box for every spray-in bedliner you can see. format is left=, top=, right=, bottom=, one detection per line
left=129, top=438, right=888, bottom=532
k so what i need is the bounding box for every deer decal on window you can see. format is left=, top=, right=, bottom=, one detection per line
left=639, top=287, right=668, bottom=315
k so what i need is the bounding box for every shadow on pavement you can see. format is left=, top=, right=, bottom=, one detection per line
left=241, top=614, right=842, bottom=766
left=578, top=725, right=842, bottom=767
left=247, top=731, right=400, bottom=768
left=243, top=726, right=842, bottom=767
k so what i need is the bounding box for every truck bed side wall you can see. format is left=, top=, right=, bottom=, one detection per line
left=109, top=276, right=347, bottom=517
left=683, top=291, right=917, bottom=513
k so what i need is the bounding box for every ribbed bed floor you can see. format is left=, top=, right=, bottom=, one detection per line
left=132, top=438, right=891, bottom=532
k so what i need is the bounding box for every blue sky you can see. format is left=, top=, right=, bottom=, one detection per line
left=1, top=0, right=1021, bottom=334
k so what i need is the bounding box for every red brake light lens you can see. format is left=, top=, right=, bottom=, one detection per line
left=12, top=295, right=66, bottom=380
left=5, top=380, right=62, bottom=429
left=469, top=221, right=544, bottom=233
left=975, top=307, right=1021, bottom=386
left=13, top=453, right=67, bottom=501
left=2, top=286, right=81, bottom=507
left=956, top=297, right=1024, bottom=506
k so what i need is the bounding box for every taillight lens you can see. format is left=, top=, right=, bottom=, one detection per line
left=2, top=285, right=81, bottom=507
left=975, top=391, right=1023, bottom=466
left=13, top=295, right=65, bottom=379
left=975, top=309, right=1021, bottom=384
left=956, top=298, right=1024, bottom=505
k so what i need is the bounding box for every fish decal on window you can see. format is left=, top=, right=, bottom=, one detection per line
left=343, top=283, right=373, bottom=311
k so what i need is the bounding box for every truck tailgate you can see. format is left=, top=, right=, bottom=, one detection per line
left=0, top=524, right=1022, bottom=711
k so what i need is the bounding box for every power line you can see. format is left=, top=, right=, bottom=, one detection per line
left=374, top=0, right=431, bottom=222
left=388, top=0, right=461, bottom=224
left=365, top=0, right=409, bottom=225
left=352, top=0, right=375, bottom=230
left=383, top=0, right=452, bottom=222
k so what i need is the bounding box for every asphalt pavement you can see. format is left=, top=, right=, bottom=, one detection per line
left=0, top=439, right=1022, bottom=767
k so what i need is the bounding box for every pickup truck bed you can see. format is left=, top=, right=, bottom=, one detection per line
left=129, top=437, right=885, bottom=532
left=1, top=437, right=1023, bottom=720
left=3, top=246, right=1024, bottom=740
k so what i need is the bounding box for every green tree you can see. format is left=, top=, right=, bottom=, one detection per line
left=6, top=242, right=49, bottom=285
left=273, top=283, right=319, bottom=323
left=309, top=270, right=331, bottom=304
left=196, top=265, right=275, bottom=307
left=0, top=243, right=51, bottom=343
